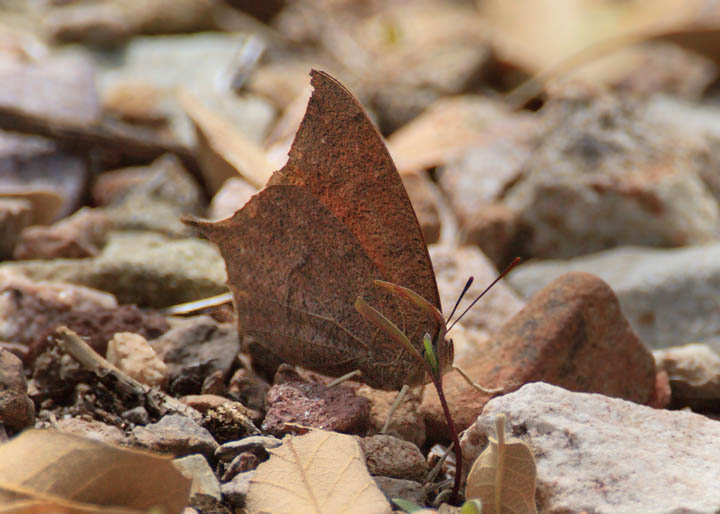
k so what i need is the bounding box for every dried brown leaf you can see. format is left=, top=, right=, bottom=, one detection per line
left=247, top=429, right=391, bottom=514
left=178, top=88, right=273, bottom=192
left=0, top=429, right=191, bottom=513
left=465, top=415, right=537, bottom=514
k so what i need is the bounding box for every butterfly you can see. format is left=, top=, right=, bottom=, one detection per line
left=186, top=70, right=452, bottom=390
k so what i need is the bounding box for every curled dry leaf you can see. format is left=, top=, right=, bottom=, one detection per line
left=465, top=415, right=537, bottom=514
left=178, top=88, right=273, bottom=193
left=246, top=429, right=391, bottom=514
left=0, top=429, right=191, bottom=514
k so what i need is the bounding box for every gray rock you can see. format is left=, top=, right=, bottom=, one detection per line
left=221, top=470, right=255, bottom=509
left=173, top=454, right=222, bottom=512
left=151, top=316, right=239, bottom=395
left=130, top=414, right=218, bottom=459
left=215, top=435, right=282, bottom=463
left=508, top=243, right=720, bottom=350
left=98, top=33, right=275, bottom=146
left=359, top=434, right=427, bottom=481
left=654, top=343, right=720, bottom=411
left=5, top=231, right=227, bottom=307
left=103, top=154, right=204, bottom=237
left=372, top=476, right=425, bottom=507
left=462, top=382, right=720, bottom=514
left=505, top=91, right=719, bottom=259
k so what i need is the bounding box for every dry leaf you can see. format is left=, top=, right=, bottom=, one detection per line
left=0, top=190, right=63, bottom=225
left=185, top=71, right=452, bottom=390
left=247, top=429, right=391, bottom=514
left=178, top=88, right=273, bottom=192
left=0, top=429, right=191, bottom=513
left=465, top=415, right=537, bottom=514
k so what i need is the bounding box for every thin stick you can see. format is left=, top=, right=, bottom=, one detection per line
left=55, top=326, right=201, bottom=422
left=381, top=384, right=409, bottom=434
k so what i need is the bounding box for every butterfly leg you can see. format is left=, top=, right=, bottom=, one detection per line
left=380, top=384, right=409, bottom=434
left=453, top=365, right=503, bottom=394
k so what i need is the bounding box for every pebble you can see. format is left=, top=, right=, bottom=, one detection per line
left=263, top=377, right=370, bottom=437
left=106, top=332, right=168, bottom=388
left=359, top=434, right=428, bottom=481
left=654, top=343, right=720, bottom=411
left=462, top=382, right=720, bottom=514
left=372, top=476, right=426, bottom=507
left=151, top=316, right=240, bottom=395
left=130, top=414, right=219, bottom=459
left=5, top=231, right=227, bottom=308
left=0, top=349, right=35, bottom=431
left=215, top=436, right=282, bottom=470
left=14, top=207, right=111, bottom=260
left=202, top=402, right=261, bottom=444
left=173, top=454, right=223, bottom=513
left=220, top=470, right=255, bottom=509
left=54, top=417, right=125, bottom=445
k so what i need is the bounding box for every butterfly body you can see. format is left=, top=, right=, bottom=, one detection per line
left=187, top=71, right=452, bottom=390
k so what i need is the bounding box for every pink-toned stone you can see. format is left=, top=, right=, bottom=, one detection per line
left=263, top=375, right=371, bottom=437
left=55, top=417, right=125, bottom=445
left=423, top=271, right=656, bottom=441
left=14, top=207, right=111, bottom=260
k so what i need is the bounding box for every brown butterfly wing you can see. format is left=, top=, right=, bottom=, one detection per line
left=187, top=185, right=430, bottom=390
left=269, top=70, right=441, bottom=312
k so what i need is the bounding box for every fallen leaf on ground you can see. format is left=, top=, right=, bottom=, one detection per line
left=246, top=429, right=391, bottom=514
left=178, top=88, right=272, bottom=192
left=465, top=414, right=537, bottom=514
left=0, top=429, right=191, bottom=514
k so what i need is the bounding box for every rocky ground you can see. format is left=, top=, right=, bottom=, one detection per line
left=1, top=1, right=720, bottom=513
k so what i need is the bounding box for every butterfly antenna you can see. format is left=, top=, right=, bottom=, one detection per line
left=446, top=276, right=474, bottom=325
left=447, top=257, right=521, bottom=332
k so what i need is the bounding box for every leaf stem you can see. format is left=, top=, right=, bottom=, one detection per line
left=430, top=373, right=462, bottom=505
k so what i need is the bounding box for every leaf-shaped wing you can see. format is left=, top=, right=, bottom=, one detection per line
left=247, top=430, right=391, bottom=514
